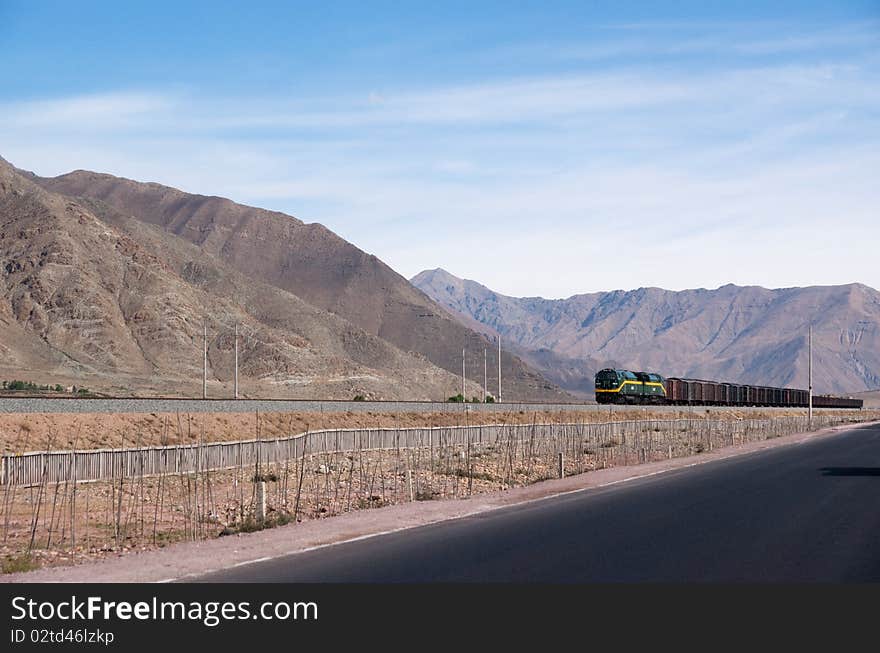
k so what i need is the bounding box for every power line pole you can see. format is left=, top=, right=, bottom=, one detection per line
left=483, top=347, right=487, bottom=403
left=461, top=347, right=466, bottom=400
left=234, top=323, right=239, bottom=400
left=808, top=323, right=813, bottom=425
left=497, top=335, right=502, bottom=403
left=202, top=320, right=208, bottom=400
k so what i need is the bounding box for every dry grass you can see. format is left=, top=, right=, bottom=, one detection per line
left=0, top=407, right=826, bottom=453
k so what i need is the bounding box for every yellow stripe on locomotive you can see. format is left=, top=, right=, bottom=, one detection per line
left=594, top=369, right=667, bottom=405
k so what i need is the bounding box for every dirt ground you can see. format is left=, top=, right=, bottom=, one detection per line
left=0, top=434, right=592, bottom=572
left=4, top=417, right=877, bottom=582
left=0, top=407, right=827, bottom=453
left=1, top=409, right=875, bottom=574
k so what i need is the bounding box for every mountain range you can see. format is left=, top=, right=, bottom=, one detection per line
left=5, top=150, right=876, bottom=401
left=412, top=268, right=880, bottom=396
left=1, top=155, right=565, bottom=400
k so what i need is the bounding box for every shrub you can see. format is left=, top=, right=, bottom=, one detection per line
left=2, top=554, right=38, bottom=574
left=273, top=511, right=295, bottom=526
left=236, top=516, right=265, bottom=533
left=352, top=394, right=366, bottom=401
left=356, top=495, right=386, bottom=509
left=447, top=394, right=464, bottom=403
left=455, top=468, right=495, bottom=482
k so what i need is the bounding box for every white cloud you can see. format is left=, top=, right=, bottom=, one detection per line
left=1, top=28, right=878, bottom=298
left=1, top=91, right=174, bottom=130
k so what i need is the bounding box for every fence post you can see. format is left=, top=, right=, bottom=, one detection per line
left=558, top=451, right=564, bottom=479
left=256, top=481, right=267, bottom=521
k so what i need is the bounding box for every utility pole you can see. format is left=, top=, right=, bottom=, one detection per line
left=483, top=347, right=487, bottom=403
left=202, top=321, right=208, bottom=400
left=497, top=335, right=502, bottom=403
left=461, top=348, right=466, bottom=400
left=234, top=323, right=239, bottom=400
left=808, top=323, right=813, bottom=425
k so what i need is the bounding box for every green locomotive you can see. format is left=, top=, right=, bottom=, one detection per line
left=594, top=368, right=666, bottom=404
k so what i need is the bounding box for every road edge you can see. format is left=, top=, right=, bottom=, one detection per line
left=4, top=418, right=877, bottom=583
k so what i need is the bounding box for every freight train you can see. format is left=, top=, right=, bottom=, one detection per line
left=594, top=368, right=863, bottom=409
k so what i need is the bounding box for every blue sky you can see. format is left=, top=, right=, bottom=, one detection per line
left=2, top=1, right=878, bottom=297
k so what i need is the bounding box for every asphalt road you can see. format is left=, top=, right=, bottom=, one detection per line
left=196, top=422, right=880, bottom=582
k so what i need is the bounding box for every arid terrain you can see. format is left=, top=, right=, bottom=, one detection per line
left=14, top=160, right=564, bottom=401
left=0, top=407, right=834, bottom=453
left=3, top=408, right=874, bottom=575
left=1, top=155, right=566, bottom=401
left=413, top=268, right=880, bottom=396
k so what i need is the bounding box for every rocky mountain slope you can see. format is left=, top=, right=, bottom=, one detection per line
left=30, top=168, right=565, bottom=401
left=0, top=156, right=491, bottom=399
left=412, top=268, right=880, bottom=396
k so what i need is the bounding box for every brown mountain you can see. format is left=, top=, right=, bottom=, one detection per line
left=20, top=161, right=565, bottom=400
left=412, top=268, right=880, bottom=396
left=0, top=156, right=494, bottom=399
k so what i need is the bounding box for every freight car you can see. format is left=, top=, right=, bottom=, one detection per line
left=811, top=395, right=863, bottom=409
left=665, top=378, right=810, bottom=407
left=594, top=368, right=862, bottom=408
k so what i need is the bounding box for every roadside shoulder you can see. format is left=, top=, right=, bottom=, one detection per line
left=5, top=419, right=876, bottom=583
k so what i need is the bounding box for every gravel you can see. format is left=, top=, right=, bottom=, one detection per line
left=0, top=397, right=801, bottom=414
left=0, top=398, right=600, bottom=414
